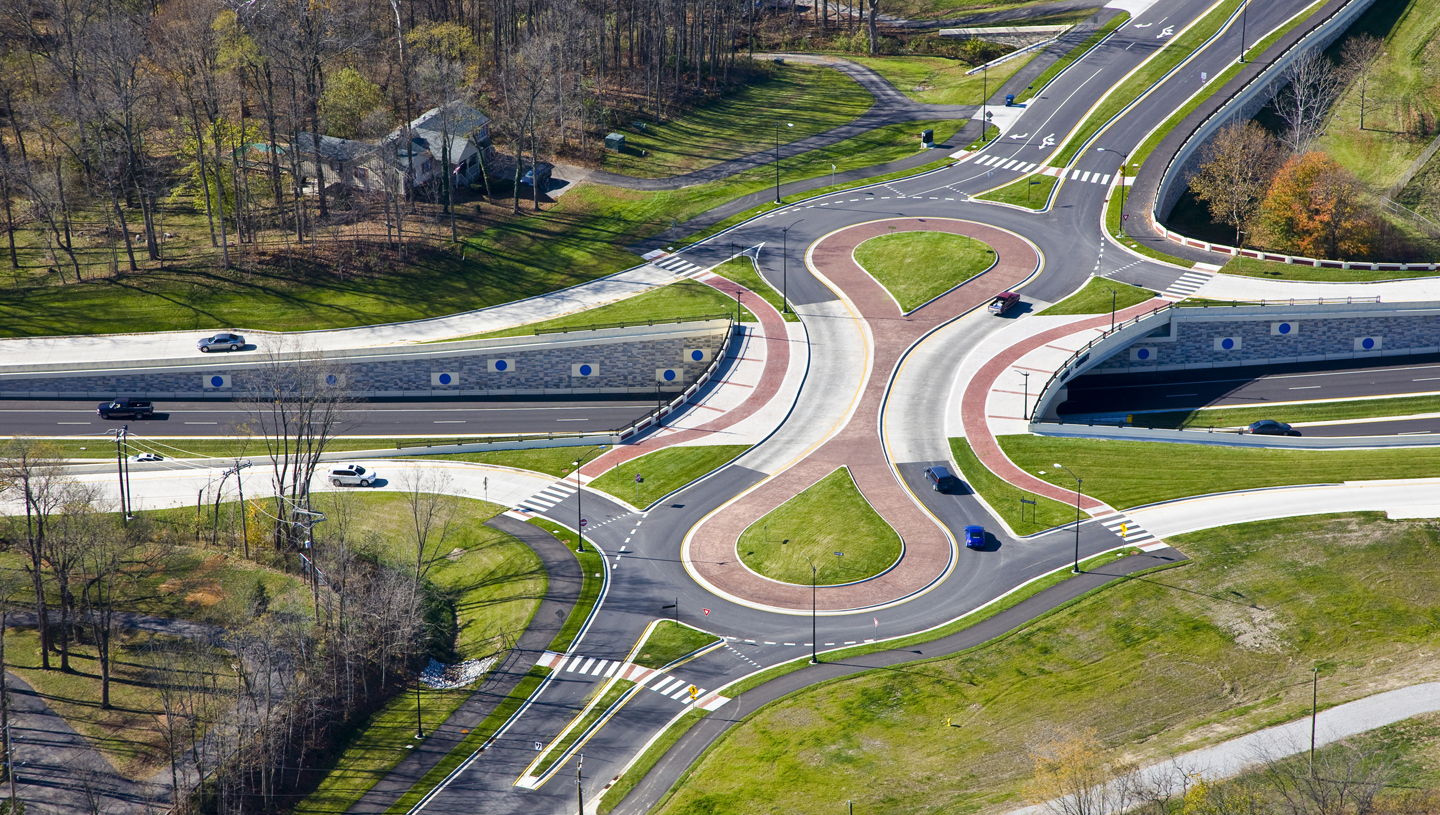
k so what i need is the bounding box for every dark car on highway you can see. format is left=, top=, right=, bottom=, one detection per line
left=924, top=465, right=957, bottom=492
left=97, top=398, right=153, bottom=419
left=198, top=332, right=246, bottom=353
left=964, top=525, right=986, bottom=550
left=1248, top=419, right=1300, bottom=437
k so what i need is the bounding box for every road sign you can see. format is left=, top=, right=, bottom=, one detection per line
left=635, top=474, right=643, bottom=483
left=689, top=685, right=698, bottom=699
left=702, top=608, right=710, bottom=616
left=580, top=518, right=588, bottom=528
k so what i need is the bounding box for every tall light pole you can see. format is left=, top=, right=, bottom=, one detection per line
left=572, top=447, right=605, bottom=552
left=980, top=65, right=989, bottom=143
left=807, top=555, right=818, bottom=663
left=1239, top=0, right=1248, bottom=62
left=1097, top=147, right=1130, bottom=236
left=774, top=122, right=793, bottom=203
left=1043, top=464, right=1083, bottom=573
left=782, top=218, right=804, bottom=314
left=1019, top=370, right=1029, bottom=420
left=1107, top=287, right=1117, bottom=330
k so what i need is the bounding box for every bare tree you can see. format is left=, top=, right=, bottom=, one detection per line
left=1024, top=729, right=1137, bottom=815
left=1259, top=739, right=1395, bottom=815
left=1273, top=52, right=1346, bottom=154
left=1190, top=120, right=1283, bottom=245
left=1340, top=35, right=1384, bottom=131
left=398, top=466, right=457, bottom=586
left=0, top=438, right=68, bottom=671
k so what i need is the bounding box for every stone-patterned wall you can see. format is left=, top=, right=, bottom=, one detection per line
left=0, top=326, right=729, bottom=399
left=1089, top=313, right=1440, bottom=374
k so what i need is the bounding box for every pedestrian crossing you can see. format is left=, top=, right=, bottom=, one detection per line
left=971, top=155, right=1040, bottom=174
left=1159, top=270, right=1214, bottom=301
left=1097, top=514, right=1165, bottom=550
left=516, top=481, right=577, bottom=514
left=968, top=154, right=1118, bottom=186
left=650, top=253, right=704, bottom=278
left=556, top=652, right=625, bottom=678
left=646, top=673, right=708, bottom=704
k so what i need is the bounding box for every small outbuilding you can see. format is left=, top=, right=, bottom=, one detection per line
left=605, top=132, right=626, bottom=151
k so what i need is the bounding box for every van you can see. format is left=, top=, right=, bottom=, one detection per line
left=924, top=466, right=957, bottom=492
left=329, top=464, right=378, bottom=487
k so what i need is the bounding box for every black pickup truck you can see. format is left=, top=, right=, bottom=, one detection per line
left=97, top=399, right=154, bottom=419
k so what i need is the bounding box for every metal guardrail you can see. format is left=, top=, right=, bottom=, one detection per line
left=393, top=316, right=738, bottom=451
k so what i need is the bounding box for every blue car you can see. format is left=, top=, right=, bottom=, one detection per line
left=964, top=525, right=985, bottom=550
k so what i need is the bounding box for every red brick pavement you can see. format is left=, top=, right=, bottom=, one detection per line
left=686, top=218, right=1039, bottom=612
left=579, top=274, right=793, bottom=479
left=959, top=300, right=1163, bottom=515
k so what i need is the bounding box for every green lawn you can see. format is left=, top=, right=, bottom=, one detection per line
left=1131, top=392, right=1440, bottom=430
left=599, top=708, right=709, bottom=815
left=846, top=52, right=1034, bottom=106
left=967, top=124, right=1001, bottom=149
left=431, top=445, right=610, bottom=479
left=1051, top=0, right=1244, bottom=167
left=633, top=621, right=723, bottom=670
left=292, top=494, right=544, bottom=815
left=589, top=445, right=752, bottom=508
left=736, top=467, right=901, bottom=586
left=949, top=438, right=1077, bottom=536
left=651, top=512, right=1440, bottom=815
left=879, top=0, right=1089, bottom=22
left=1016, top=12, right=1131, bottom=103
left=976, top=173, right=1058, bottom=209
left=601, top=64, right=872, bottom=179
left=852, top=231, right=994, bottom=312
left=709, top=256, right=801, bottom=321
left=447, top=279, right=752, bottom=342
left=1037, top=276, right=1156, bottom=315
left=537, top=680, right=636, bottom=775
left=1000, top=434, right=1440, bottom=509
left=1219, top=254, right=1440, bottom=281
left=43, top=436, right=592, bottom=461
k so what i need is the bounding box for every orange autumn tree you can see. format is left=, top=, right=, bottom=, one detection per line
left=1257, top=151, right=1378, bottom=260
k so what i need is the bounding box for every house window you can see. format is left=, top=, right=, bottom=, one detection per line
left=422, top=160, right=432, bottom=173
left=354, top=167, right=368, bottom=180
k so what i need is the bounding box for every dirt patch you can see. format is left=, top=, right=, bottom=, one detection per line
left=1210, top=604, right=1287, bottom=652
left=446, top=547, right=466, bottom=562
left=184, top=579, right=225, bottom=607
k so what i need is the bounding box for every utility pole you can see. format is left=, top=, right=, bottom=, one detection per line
left=1310, top=667, right=1318, bottom=777
left=120, top=425, right=133, bottom=520
left=235, top=458, right=252, bottom=559
left=113, top=428, right=128, bottom=520
left=576, top=753, right=584, bottom=815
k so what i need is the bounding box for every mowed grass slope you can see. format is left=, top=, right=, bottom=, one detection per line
left=453, top=278, right=754, bottom=341
left=634, top=621, right=722, bottom=670
left=590, top=445, right=752, bottom=508
left=852, top=231, right=993, bottom=312
left=601, top=64, right=872, bottom=178
left=846, top=52, right=1033, bottom=106
left=1001, top=435, right=1440, bottom=509
left=652, top=513, right=1440, bottom=815
left=1038, top=276, right=1156, bottom=315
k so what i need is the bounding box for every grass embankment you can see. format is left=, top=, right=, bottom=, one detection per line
left=634, top=620, right=723, bottom=670
left=431, top=445, right=610, bottom=478
left=536, top=680, right=636, bottom=776
left=589, top=445, right=752, bottom=508
left=1051, top=0, right=1244, bottom=168
left=876, top=0, right=1083, bottom=22
left=1218, top=254, right=1438, bottom=281
left=289, top=494, right=544, bottom=814
left=449, top=279, right=754, bottom=341
left=1037, top=276, right=1156, bottom=315
left=651, top=512, right=1440, bottom=815
left=1001, top=434, right=1440, bottom=509
left=601, top=64, right=871, bottom=179
left=1314, top=0, right=1440, bottom=191
left=976, top=173, right=1058, bottom=210
left=709, top=256, right=801, bottom=322
left=1016, top=12, right=1131, bottom=103
left=852, top=231, right=993, bottom=311
left=736, top=467, right=901, bottom=585
left=966, top=124, right=1000, bottom=149
left=846, top=52, right=1034, bottom=106
left=949, top=438, right=1077, bottom=535
left=69, top=436, right=562, bottom=460
left=598, top=707, right=709, bottom=815
left=1133, top=392, right=1440, bottom=430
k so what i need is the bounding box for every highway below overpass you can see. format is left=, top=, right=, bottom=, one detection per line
left=0, top=398, right=661, bottom=438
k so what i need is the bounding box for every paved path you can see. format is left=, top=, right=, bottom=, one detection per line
left=1007, top=681, right=1440, bottom=815
left=345, top=514, right=584, bottom=815
left=684, top=218, right=1039, bottom=612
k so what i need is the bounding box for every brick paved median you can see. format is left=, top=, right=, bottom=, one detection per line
left=687, top=218, right=1039, bottom=611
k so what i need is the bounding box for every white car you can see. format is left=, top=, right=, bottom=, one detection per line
left=329, top=464, right=378, bottom=487
left=129, top=452, right=163, bottom=462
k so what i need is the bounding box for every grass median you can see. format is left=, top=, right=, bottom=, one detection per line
left=709, top=256, right=801, bottom=321
left=1037, top=277, right=1156, bottom=316
left=975, top=173, right=1058, bottom=210
left=949, top=438, right=1077, bottom=536
left=650, top=511, right=1440, bottom=815
left=852, top=231, right=994, bottom=311
left=589, top=444, right=751, bottom=508
left=536, top=680, right=636, bottom=776
left=1050, top=0, right=1244, bottom=168
left=1131, top=392, right=1440, bottom=431
left=1000, top=434, right=1440, bottom=509
left=634, top=621, right=722, bottom=670
left=736, top=467, right=901, bottom=585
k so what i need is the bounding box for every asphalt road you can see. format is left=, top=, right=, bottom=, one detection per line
left=0, top=398, right=660, bottom=437
left=1062, top=355, right=1440, bottom=415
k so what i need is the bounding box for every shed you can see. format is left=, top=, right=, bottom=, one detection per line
left=604, top=132, right=626, bottom=151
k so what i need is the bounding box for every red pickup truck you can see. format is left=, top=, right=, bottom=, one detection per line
left=988, top=292, right=1020, bottom=315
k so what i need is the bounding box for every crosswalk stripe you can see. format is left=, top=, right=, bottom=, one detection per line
left=1000, top=159, right=1017, bottom=170
left=1071, top=169, right=1081, bottom=180
left=579, top=658, right=595, bottom=673
left=590, top=660, right=609, bottom=675
left=563, top=655, right=584, bottom=672
left=1100, top=174, right=1111, bottom=185
left=652, top=677, right=677, bottom=693
left=1023, top=162, right=1037, bottom=172
left=670, top=685, right=693, bottom=700
left=604, top=661, right=621, bottom=677
left=978, top=155, right=996, bottom=166
left=1081, top=171, right=1092, bottom=182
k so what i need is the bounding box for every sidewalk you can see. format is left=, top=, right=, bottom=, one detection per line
left=1191, top=272, right=1440, bottom=303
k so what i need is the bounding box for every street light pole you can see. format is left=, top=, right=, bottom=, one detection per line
left=774, top=122, right=793, bottom=204
left=572, top=447, right=604, bottom=553
left=1020, top=370, right=1029, bottom=420
left=1097, top=147, right=1130, bottom=237
left=1046, top=464, right=1083, bottom=573
left=980, top=66, right=989, bottom=143
left=1239, top=0, right=1248, bottom=62
left=809, top=558, right=817, bottom=664
left=1109, top=288, right=1117, bottom=330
